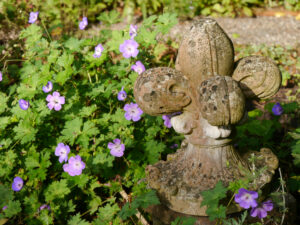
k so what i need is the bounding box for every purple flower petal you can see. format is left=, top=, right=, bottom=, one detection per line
left=250, top=207, right=268, bottom=219
left=123, top=102, right=143, bottom=122
left=119, top=39, right=139, bottom=58
left=46, top=91, right=65, bottom=111
left=93, top=44, right=104, bottom=58
left=63, top=155, right=85, bottom=176
left=0, top=71, right=2, bottom=82
left=129, top=24, right=138, bottom=38
left=118, top=87, right=127, bottom=101
left=108, top=139, right=125, bottom=157
left=19, top=99, right=30, bottom=110
left=272, top=103, right=283, bottom=116
left=55, top=143, right=70, bottom=163
left=79, top=17, right=88, bottom=30
left=131, top=61, right=145, bottom=75
left=12, top=176, right=24, bottom=192
left=234, top=188, right=258, bottom=209
left=28, top=12, right=39, bottom=24
left=42, top=81, right=53, bottom=93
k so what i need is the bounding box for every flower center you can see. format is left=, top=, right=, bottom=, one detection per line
left=114, top=144, right=121, bottom=152
left=130, top=109, right=136, bottom=115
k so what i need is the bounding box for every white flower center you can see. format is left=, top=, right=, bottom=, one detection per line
left=114, top=144, right=122, bottom=152
left=74, top=162, right=81, bottom=169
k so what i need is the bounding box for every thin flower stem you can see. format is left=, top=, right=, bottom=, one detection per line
left=41, top=19, right=52, bottom=42
left=0, top=53, right=8, bottom=62
left=87, top=72, right=92, bottom=83
left=278, top=168, right=286, bottom=225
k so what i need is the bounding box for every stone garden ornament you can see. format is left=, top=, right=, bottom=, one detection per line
left=134, top=18, right=281, bottom=219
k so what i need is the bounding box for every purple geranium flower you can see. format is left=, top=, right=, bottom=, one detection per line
left=108, top=139, right=125, bottom=157
left=12, top=177, right=24, bottom=192
left=28, top=11, right=39, bottom=24
left=124, top=102, right=143, bottom=122
left=42, top=81, right=53, bottom=93
left=119, top=39, right=139, bottom=58
left=234, top=188, right=258, bottom=209
left=46, top=91, right=65, bottom=111
left=93, top=44, right=104, bottom=58
left=131, top=61, right=145, bottom=75
left=250, top=200, right=273, bottom=219
left=170, top=143, right=178, bottom=149
left=19, top=99, right=30, bottom=110
left=129, top=24, right=138, bottom=39
left=63, top=155, right=85, bottom=176
left=0, top=71, right=2, bottom=82
left=2, top=206, right=7, bottom=211
left=79, top=17, right=88, bottom=30
left=162, top=115, right=172, bottom=128
left=272, top=102, right=283, bottom=116
left=117, top=87, right=127, bottom=101
left=55, top=143, right=70, bottom=163
left=39, top=204, right=51, bottom=212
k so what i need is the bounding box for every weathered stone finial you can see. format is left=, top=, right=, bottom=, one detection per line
left=134, top=18, right=281, bottom=221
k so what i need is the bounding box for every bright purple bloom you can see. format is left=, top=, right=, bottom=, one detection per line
left=119, top=39, right=139, bottom=58
left=12, top=177, right=24, bottom=192
left=117, top=87, right=127, bottom=101
left=79, top=17, right=88, bottom=30
left=39, top=204, right=51, bottom=212
left=2, top=206, right=7, bottom=211
left=272, top=102, right=283, bottom=116
left=42, top=81, right=53, bottom=93
left=131, top=61, right=145, bottom=75
left=129, top=24, right=138, bottom=39
left=46, top=91, right=65, bottom=111
left=162, top=115, right=172, bottom=128
left=28, top=11, right=39, bottom=24
left=108, top=139, right=125, bottom=157
left=19, top=99, right=30, bottom=110
left=124, top=102, right=143, bottom=122
left=234, top=188, right=258, bottom=209
left=93, top=44, right=104, bottom=58
left=250, top=200, right=273, bottom=219
left=0, top=71, right=2, bottom=82
left=55, top=143, right=70, bottom=163
left=63, top=155, right=85, bottom=176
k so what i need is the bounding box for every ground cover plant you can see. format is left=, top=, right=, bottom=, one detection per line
left=0, top=1, right=300, bottom=225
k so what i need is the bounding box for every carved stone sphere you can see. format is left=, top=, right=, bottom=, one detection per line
left=134, top=67, right=191, bottom=116
left=198, top=76, right=245, bottom=126
left=232, top=56, right=281, bottom=99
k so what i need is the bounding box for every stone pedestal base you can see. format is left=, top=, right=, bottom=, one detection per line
left=146, top=204, right=216, bottom=225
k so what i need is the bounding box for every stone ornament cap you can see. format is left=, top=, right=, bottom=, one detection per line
left=175, top=18, right=234, bottom=86
left=134, top=67, right=191, bottom=116
left=232, top=55, right=282, bottom=99
left=198, top=76, right=245, bottom=126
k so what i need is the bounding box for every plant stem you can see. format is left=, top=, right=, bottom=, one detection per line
left=278, top=168, right=286, bottom=225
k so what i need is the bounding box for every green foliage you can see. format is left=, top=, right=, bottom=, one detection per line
left=201, top=181, right=227, bottom=221
left=222, top=211, right=247, bottom=225
left=118, top=190, right=160, bottom=220
left=0, top=11, right=178, bottom=224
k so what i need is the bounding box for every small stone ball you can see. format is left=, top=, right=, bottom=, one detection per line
left=198, top=76, right=245, bottom=126
left=232, top=56, right=281, bottom=99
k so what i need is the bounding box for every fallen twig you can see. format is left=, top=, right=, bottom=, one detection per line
left=119, top=189, right=150, bottom=225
